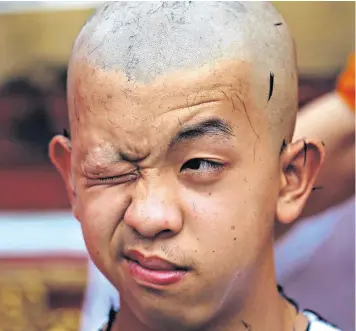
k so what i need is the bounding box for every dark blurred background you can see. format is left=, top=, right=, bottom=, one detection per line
left=0, top=2, right=354, bottom=331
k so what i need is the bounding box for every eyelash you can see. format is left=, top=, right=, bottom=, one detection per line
left=95, top=173, right=138, bottom=183
left=180, top=158, right=224, bottom=173
left=97, top=176, right=116, bottom=182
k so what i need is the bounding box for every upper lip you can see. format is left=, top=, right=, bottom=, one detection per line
left=124, top=249, right=187, bottom=271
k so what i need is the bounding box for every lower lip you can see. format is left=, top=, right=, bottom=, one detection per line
left=126, top=259, right=186, bottom=286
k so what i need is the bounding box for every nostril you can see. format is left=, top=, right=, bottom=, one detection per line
left=156, top=229, right=172, bottom=239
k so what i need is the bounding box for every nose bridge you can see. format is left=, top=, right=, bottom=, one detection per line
left=124, top=172, right=182, bottom=237
left=138, top=176, right=172, bottom=218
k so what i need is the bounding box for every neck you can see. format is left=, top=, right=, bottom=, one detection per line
left=112, top=246, right=296, bottom=331
left=203, top=245, right=294, bottom=331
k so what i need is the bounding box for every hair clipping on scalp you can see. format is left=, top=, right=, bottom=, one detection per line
left=63, top=128, right=71, bottom=139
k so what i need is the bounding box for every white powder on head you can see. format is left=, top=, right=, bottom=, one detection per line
left=73, top=2, right=292, bottom=82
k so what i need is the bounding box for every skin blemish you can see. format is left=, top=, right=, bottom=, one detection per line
left=208, top=192, right=212, bottom=196
left=234, top=237, right=237, bottom=241
left=268, top=72, right=274, bottom=101
left=107, top=94, right=113, bottom=99
left=212, top=250, right=215, bottom=253
left=274, top=22, right=283, bottom=26
left=231, top=225, right=235, bottom=230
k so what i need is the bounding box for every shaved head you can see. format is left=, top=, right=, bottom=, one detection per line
left=69, top=1, right=297, bottom=142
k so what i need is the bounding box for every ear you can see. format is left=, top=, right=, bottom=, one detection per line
left=49, top=135, right=79, bottom=220
left=276, top=138, right=325, bottom=224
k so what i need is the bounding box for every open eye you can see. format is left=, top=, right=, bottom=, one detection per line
left=180, top=158, right=224, bottom=173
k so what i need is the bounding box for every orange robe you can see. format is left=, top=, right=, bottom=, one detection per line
left=336, top=53, right=355, bottom=111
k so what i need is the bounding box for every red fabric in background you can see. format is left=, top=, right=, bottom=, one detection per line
left=0, top=166, right=69, bottom=210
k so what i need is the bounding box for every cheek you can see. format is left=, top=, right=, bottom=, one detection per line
left=182, top=169, right=278, bottom=263
left=182, top=188, right=247, bottom=263
left=76, top=187, right=129, bottom=259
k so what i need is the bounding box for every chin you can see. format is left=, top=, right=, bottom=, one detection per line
left=140, top=310, right=200, bottom=331
left=133, top=297, right=215, bottom=331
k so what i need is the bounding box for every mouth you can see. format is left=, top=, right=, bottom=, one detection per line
left=123, top=250, right=188, bottom=286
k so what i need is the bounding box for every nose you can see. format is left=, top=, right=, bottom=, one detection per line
left=124, top=178, right=183, bottom=239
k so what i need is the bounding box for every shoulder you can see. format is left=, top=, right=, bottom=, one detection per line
left=303, top=310, right=342, bottom=331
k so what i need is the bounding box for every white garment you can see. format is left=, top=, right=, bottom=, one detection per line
left=80, top=258, right=120, bottom=331
left=305, top=311, right=341, bottom=331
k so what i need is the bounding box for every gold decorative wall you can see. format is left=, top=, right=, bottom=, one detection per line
left=274, top=1, right=355, bottom=77
left=0, top=257, right=87, bottom=331
left=0, top=8, right=94, bottom=83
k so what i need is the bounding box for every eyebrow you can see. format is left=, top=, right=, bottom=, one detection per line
left=169, top=117, right=234, bottom=147
left=83, top=118, right=234, bottom=169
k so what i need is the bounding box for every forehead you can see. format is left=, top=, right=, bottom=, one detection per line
left=69, top=59, right=252, bottom=118
left=68, top=59, right=268, bottom=163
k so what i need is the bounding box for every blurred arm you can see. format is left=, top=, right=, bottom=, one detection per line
left=294, top=91, right=355, bottom=218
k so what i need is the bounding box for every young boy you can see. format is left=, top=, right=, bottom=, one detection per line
left=50, top=2, right=340, bottom=330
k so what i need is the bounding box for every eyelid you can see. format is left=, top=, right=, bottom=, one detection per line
left=180, top=158, right=226, bottom=172
left=87, top=172, right=138, bottom=185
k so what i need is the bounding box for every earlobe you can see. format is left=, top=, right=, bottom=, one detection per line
left=49, top=135, right=77, bottom=215
left=276, top=138, right=325, bottom=224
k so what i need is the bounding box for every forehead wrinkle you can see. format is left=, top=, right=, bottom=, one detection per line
left=70, top=59, right=251, bottom=118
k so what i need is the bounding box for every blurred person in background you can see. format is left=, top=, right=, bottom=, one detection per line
left=46, top=67, right=70, bottom=135
left=275, top=53, right=355, bottom=331
left=0, top=77, right=55, bottom=166
left=79, top=51, right=355, bottom=331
